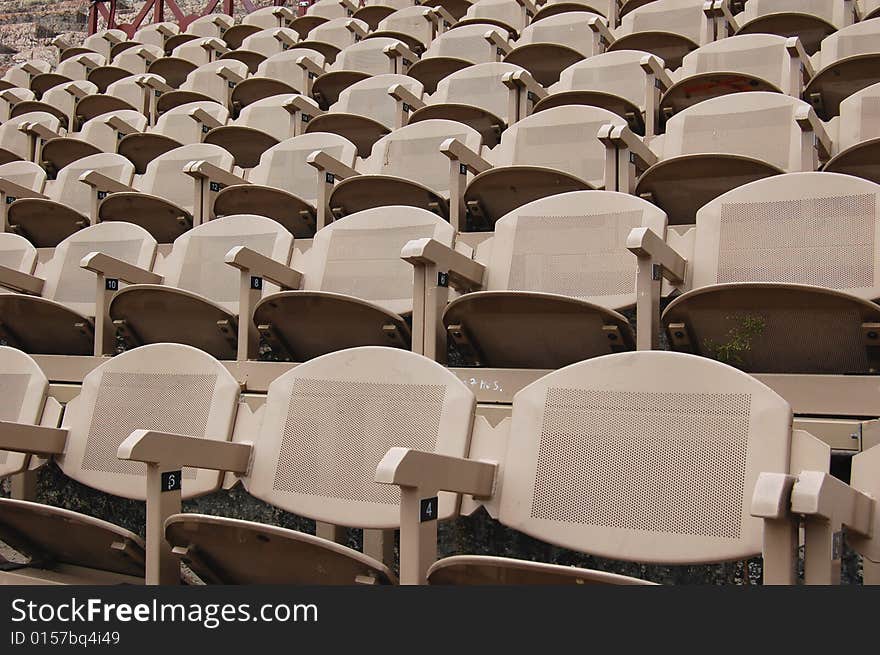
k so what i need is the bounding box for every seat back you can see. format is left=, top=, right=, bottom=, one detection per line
left=139, top=142, right=235, bottom=215
left=48, top=152, right=135, bottom=215
left=257, top=48, right=328, bottom=87
left=305, top=0, right=355, bottom=21
left=330, top=37, right=400, bottom=74
left=491, top=104, right=624, bottom=186
left=3, top=60, right=51, bottom=89
left=171, top=38, right=223, bottom=67
left=241, top=28, right=301, bottom=58
left=180, top=60, right=250, bottom=103
left=551, top=49, right=655, bottom=109
left=56, top=343, right=239, bottom=500
left=83, top=30, right=127, bottom=60
left=514, top=11, right=606, bottom=58
left=306, top=18, right=370, bottom=51
left=244, top=6, right=290, bottom=29
left=153, top=101, right=230, bottom=143
left=233, top=93, right=304, bottom=142
left=41, top=81, right=99, bottom=123
left=0, top=112, right=60, bottom=160
left=158, top=214, right=293, bottom=313
left=461, top=0, right=532, bottom=33
left=244, top=346, right=474, bottom=528
left=0, top=346, right=49, bottom=477
left=615, top=0, right=711, bottom=43
left=42, top=222, right=157, bottom=317
left=187, top=14, right=235, bottom=38
left=661, top=92, right=814, bottom=170
left=134, top=22, right=180, bottom=49
left=430, top=61, right=522, bottom=120
left=0, top=232, right=38, bottom=277
left=112, top=44, right=164, bottom=75
left=57, top=53, right=107, bottom=81
left=375, top=6, right=436, bottom=47
left=333, top=73, right=424, bottom=128
left=835, top=80, right=880, bottom=150
left=481, top=190, right=667, bottom=309
left=0, top=160, right=46, bottom=199
left=492, top=350, right=791, bottom=563
left=79, top=109, right=149, bottom=152
left=813, top=18, right=880, bottom=68
left=363, top=118, right=483, bottom=194
left=422, top=23, right=506, bottom=63
left=737, top=0, right=851, bottom=28
left=105, top=74, right=152, bottom=113
left=689, top=171, right=880, bottom=299
left=249, top=132, right=357, bottom=203
left=303, top=206, right=455, bottom=315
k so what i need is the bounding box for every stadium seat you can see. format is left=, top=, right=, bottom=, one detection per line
left=86, top=44, right=164, bottom=93
left=74, top=74, right=155, bottom=126
left=728, top=0, right=857, bottom=54
left=354, top=0, right=419, bottom=31
left=0, top=232, right=38, bottom=279
left=222, top=27, right=301, bottom=73
left=230, top=48, right=326, bottom=109
left=290, top=0, right=360, bottom=39
left=532, top=0, right=617, bottom=24
left=366, top=5, right=442, bottom=53
left=30, top=52, right=105, bottom=98
left=0, top=112, right=63, bottom=166
left=823, top=81, right=880, bottom=184
left=453, top=0, right=537, bottom=37
left=133, top=22, right=180, bottom=52
left=2, top=60, right=51, bottom=91
left=10, top=80, right=98, bottom=132
left=295, top=17, right=370, bottom=64
left=222, top=6, right=296, bottom=50
left=0, top=162, right=47, bottom=233
left=154, top=59, right=248, bottom=116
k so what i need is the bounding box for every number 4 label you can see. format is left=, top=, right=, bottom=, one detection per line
left=161, top=470, right=182, bottom=492
left=420, top=497, right=438, bottom=522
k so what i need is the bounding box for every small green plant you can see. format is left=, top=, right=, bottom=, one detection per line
left=703, top=314, right=766, bottom=368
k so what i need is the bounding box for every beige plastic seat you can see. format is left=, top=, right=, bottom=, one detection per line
left=134, top=22, right=180, bottom=51
left=108, top=214, right=293, bottom=360
left=222, top=6, right=296, bottom=50
left=7, top=153, right=136, bottom=248
left=184, top=13, right=235, bottom=40
left=203, top=93, right=319, bottom=168
left=0, top=87, right=34, bottom=123
left=730, top=0, right=857, bottom=54
left=803, top=18, right=880, bottom=120
left=30, top=53, right=105, bottom=99
left=86, top=44, right=164, bottom=93
left=402, top=61, right=525, bottom=146
left=376, top=349, right=830, bottom=585
left=305, top=74, right=424, bottom=157
left=155, top=59, right=249, bottom=116
left=290, top=0, right=359, bottom=39
left=222, top=27, right=301, bottom=73
left=0, top=232, right=38, bottom=280
left=447, top=105, right=624, bottom=230
left=250, top=206, right=454, bottom=360
left=405, top=23, right=510, bottom=93
left=366, top=5, right=441, bottom=53
left=147, top=37, right=231, bottom=92
left=823, top=81, right=880, bottom=184
left=10, top=80, right=98, bottom=131
left=296, top=17, right=370, bottom=64
left=41, top=109, right=148, bottom=176
left=0, top=112, right=63, bottom=166
left=532, top=50, right=670, bottom=137
left=661, top=172, right=880, bottom=375
left=54, top=29, right=126, bottom=63
left=0, top=222, right=157, bottom=356
left=503, top=11, right=612, bottom=86
left=117, top=101, right=230, bottom=174
left=608, top=0, right=716, bottom=69
left=0, top=342, right=240, bottom=585
left=231, top=48, right=326, bottom=110
left=606, top=92, right=829, bottom=224
left=310, top=37, right=413, bottom=109
left=354, top=0, right=418, bottom=30
left=0, top=346, right=55, bottom=481
left=532, top=0, right=617, bottom=23
left=423, top=0, right=475, bottom=21
left=0, top=162, right=47, bottom=233
left=74, top=73, right=155, bottom=126
left=453, top=0, right=537, bottom=37
left=861, top=0, right=880, bottom=19
left=98, top=143, right=236, bottom=243
left=659, top=34, right=812, bottom=121
left=317, top=118, right=483, bottom=220
left=125, top=345, right=476, bottom=585
left=207, top=132, right=357, bottom=237
left=419, top=190, right=668, bottom=367
left=2, top=60, right=51, bottom=91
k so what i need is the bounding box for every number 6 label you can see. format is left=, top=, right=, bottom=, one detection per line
left=161, top=470, right=182, bottom=492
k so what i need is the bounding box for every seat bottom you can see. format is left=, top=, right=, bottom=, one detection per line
left=329, top=175, right=448, bottom=220
left=608, top=32, right=697, bottom=70
left=803, top=54, right=880, bottom=120
left=444, top=291, right=634, bottom=369
left=253, top=291, right=411, bottom=361
left=8, top=198, right=90, bottom=248
left=823, top=137, right=880, bottom=185
left=428, top=555, right=654, bottom=585
left=0, top=295, right=93, bottom=355
left=408, top=104, right=505, bottom=147
left=165, top=513, right=396, bottom=585
left=660, top=73, right=781, bottom=122
left=305, top=114, right=390, bottom=159
left=99, top=192, right=191, bottom=243
left=533, top=91, right=644, bottom=135
left=213, top=185, right=316, bottom=238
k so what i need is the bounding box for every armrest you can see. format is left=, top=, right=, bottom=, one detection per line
left=104, top=114, right=141, bottom=136
left=626, top=227, right=686, bottom=284
left=225, top=246, right=303, bottom=290
left=587, top=15, right=615, bottom=49
left=80, top=251, right=162, bottom=285
left=640, top=54, right=673, bottom=91
left=598, top=123, right=658, bottom=171
left=0, top=264, right=44, bottom=295
left=513, top=0, right=538, bottom=16
left=785, top=36, right=814, bottom=80
left=712, top=0, right=739, bottom=35
left=384, top=42, right=418, bottom=73
left=136, top=75, right=173, bottom=95
left=0, top=178, right=46, bottom=201
left=401, top=237, right=485, bottom=292
left=389, top=83, right=426, bottom=127
left=339, top=0, right=358, bottom=15
left=0, top=421, right=68, bottom=456
left=376, top=447, right=497, bottom=585
left=188, top=106, right=224, bottom=131
left=135, top=47, right=159, bottom=67
left=118, top=429, right=252, bottom=474
left=65, top=84, right=91, bottom=101
left=431, top=6, right=456, bottom=31
left=307, top=149, right=359, bottom=180
left=19, top=122, right=62, bottom=143
left=21, top=61, right=45, bottom=77
left=217, top=65, right=246, bottom=86
left=103, top=31, right=124, bottom=46
left=283, top=95, right=324, bottom=135
left=202, top=37, right=229, bottom=57
left=502, top=69, right=547, bottom=121
left=0, top=89, right=28, bottom=103
left=295, top=54, right=324, bottom=80
left=750, top=472, right=798, bottom=584
left=182, top=160, right=246, bottom=188
left=156, top=23, right=176, bottom=38
left=501, top=69, right=547, bottom=100
left=484, top=29, right=511, bottom=58
left=440, top=137, right=491, bottom=175
left=51, top=36, right=73, bottom=51
left=345, top=19, right=369, bottom=40
left=275, top=30, right=298, bottom=50
left=273, top=6, right=295, bottom=22
left=78, top=169, right=137, bottom=194
left=795, top=105, right=832, bottom=162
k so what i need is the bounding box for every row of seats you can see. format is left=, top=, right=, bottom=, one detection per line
left=1, top=341, right=877, bottom=584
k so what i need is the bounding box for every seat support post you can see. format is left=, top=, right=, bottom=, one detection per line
left=144, top=461, right=182, bottom=585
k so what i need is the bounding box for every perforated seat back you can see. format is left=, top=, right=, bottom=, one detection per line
left=0, top=347, right=48, bottom=477
left=483, top=190, right=666, bottom=309
left=661, top=92, right=811, bottom=170
left=233, top=93, right=304, bottom=142
left=679, top=34, right=794, bottom=90
left=154, top=101, right=230, bottom=143
left=57, top=53, right=107, bottom=80
left=134, top=22, right=179, bottom=49
left=187, top=14, right=234, bottom=38
left=0, top=233, right=38, bottom=276
left=241, top=28, right=301, bottom=58
left=430, top=61, right=522, bottom=120
left=244, top=346, right=475, bottom=528
left=42, top=221, right=157, bottom=317
left=365, top=119, right=482, bottom=194
left=0, top=161, right=46, bottom=198
left=113, top=44, right=164, bottom=74
left=615, top=0, right=709, bottom=42
left=496, top=350, right=792, bottom=563
left=171, top=38, right=221, bottom=67
left=0, top=113, right=61, bottom=160
left=423, top=23, right=505, bottom=63
left=375, top=6, right=436, bottom=46
left=159, top=214, right=293, bottom=312
left=79, top=110, right=149, bottom=152
left=494, top=105, right=624, bottom=186
left=41, top=81, right=99, bottom=122
left=690, top=172, right=880, bottom=299
left=303, top=206, right=455, bottom=314
left=3, top=60, right=50, bottom=88
left=814, top=19, right=880, bottom=68
left=50, top=153, right=134, bottom=215
left=333, top=74, right=424, bottom=128
left=250, top=132, right=357, bottom=202
left=331, top=38, right=400, bottom=74
left=514, top=12, right=605, bottom=57
left=257, top=48, right=327, bottom=82
left=738, top=0, right=847, bottom=27
left=180, top=60, right=249, bottom=103
left=56, top=343, right=240, bottom=500
left=139, top=142, right=235, bottom=212
left=305, top=0, right=355, bottom=21
left=551, top=50, right=656, bottom=109
left=306, top=18, right=369, bottom=51
left=836, top=81, right=880, bottom=150
left=462, top=0, right=530, bottom=32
